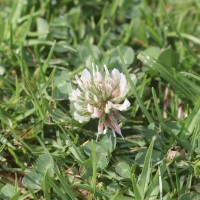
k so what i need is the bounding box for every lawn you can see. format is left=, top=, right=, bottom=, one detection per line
left=0, top=0, right=200, bottom=199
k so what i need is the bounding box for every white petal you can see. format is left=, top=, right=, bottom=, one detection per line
left=81, top=69, right=91, bottom=86
left=74, top=102, right=83, bottom=110
left=120, top=87, right=129, bottom=98
left=106, top=77, right=113, bottom=85
left=74, top=112, right=90, bottom=123
left=69, top=89, right=77, bottom=100
left=98, top=121, right=104, bottom=134
left=75, top=75, right=84, bottom=89
left=108, top=101, right=113, bottom=108
left=94, top=95, right=98, bottom=103
left=119, top=73, right=128, bottom=97
left=120, top=73, right=127, bottom=90
left=112, top=68, right=121, bottom=82
left=106, top=84, right=112, bottom=93
left=76, top=88, right=81, bottom=96
left=85, top=91, right=90, bottom=100
left=105, top=104, right=109, bottom=113
left=105, top=101, right=113, bottom=113
left=113, top=99, right=130, bottom=111
left=87, top=104, right=93, bottom=113
left=96, top=71, right=102, bottom=82
left=91, top=107, right=101, bottom=118
left=69, top=89, right=82, bottom=100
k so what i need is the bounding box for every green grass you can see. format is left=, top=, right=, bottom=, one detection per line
left=0, top=0, right=200, bottom=199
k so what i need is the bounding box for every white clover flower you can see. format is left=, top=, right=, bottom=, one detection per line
left=69, top=64, right=135, bottom=137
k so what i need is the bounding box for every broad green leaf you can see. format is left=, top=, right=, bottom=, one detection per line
left=22, top=170, right=43, bottom=190
left=100, top=131, right=116, bottom=153
left=165, top=121, right=181, bottom=136
left=10, top=189, right=21, bottom=200
left=135, top=149, right=162, bottom=167
left=144, top=123, right=164, bottom=150
left=83, top=141, right=109, bottom=171
left=114, top=196, right=135, bottom=200
left=46, top=105, right=71, bottom=123
left=158, top=48, right=179, bottom=68
left=81, top=159, right=93, bottom=179
left=0, top=184, right=16, bottom=199
left=72, top=45, right=100, bottom=67
left=35, top=153, right=54, bottom=177
left=133, top=20, right=148, bottom=47
left=178, top=193, right=191, bottom=200
left=120, top=46, right=135, bottom=65
left=36, top=17, right=49, bottom=39
left=105, top=46, right=135, bottom=67
left=52, top=70, right=71, bottom=100
left=58, top=124, right=85, bottom=164
left=115, top=162, right=131, bottom=179
left=107, top=182, right=121, bottom=192
left=144, top=46, right=161, bottom=59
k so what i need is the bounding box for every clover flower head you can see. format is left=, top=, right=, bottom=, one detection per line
left=69, top=64, right=135, bottom=137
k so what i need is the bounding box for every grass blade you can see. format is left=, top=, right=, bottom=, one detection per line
left=42, top=40, right=56, bottom=73
left=137, top=51, right=197, bottom=103
left=91, top=140, right=97, bottom=194
left=138, top=139, right=154, bottom=198
left=117, top=46, right=154, bottom=123
left=131, top=174, right=142, bottom=200
left=54, top=165, right=78, bottom=200
left=145, top=163, right=166, bottom=200
left=152, top=87, right=163, bottom=123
